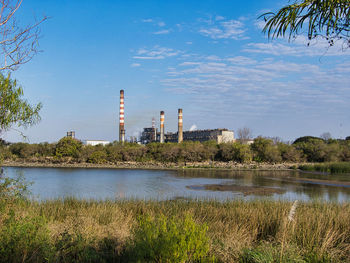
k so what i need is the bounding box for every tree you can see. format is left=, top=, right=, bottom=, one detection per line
left=55, top=137, right=82, bottom=158
left=260, top=0, right=350, bottom=48
left=320, top=132, right=332, bottom=140
left=0, top=0, right=47, bottom=71
left=0, top=1, right=47, bottom=137
left=236, top=127, right=252, bottom=143
left=0, top=73, right=42, bottom=135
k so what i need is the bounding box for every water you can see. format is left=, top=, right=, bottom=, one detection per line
left=2, top=167, right=350, bottom=202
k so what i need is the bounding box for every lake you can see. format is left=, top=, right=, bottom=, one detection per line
left=2, top=166, right=350, bottom=202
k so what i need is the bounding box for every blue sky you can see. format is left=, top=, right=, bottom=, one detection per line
left=4, top=0, right=350, bottom=143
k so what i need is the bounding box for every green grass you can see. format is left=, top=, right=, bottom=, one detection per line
left=299, top=162, right=350, bottom=174
left=0, top=199, right=349, bottom=262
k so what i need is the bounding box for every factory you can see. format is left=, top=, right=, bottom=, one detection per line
left=115, top=90, right=236, bottom=144
left=67, top=89, right=235, bottom=145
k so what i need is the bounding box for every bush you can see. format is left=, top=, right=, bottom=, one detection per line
left=87, top=150, right=108, bottom=164
left=251, top=137, right=281, bottom=163
left=128, top=214, right=214, bottom=262
left=0, top=212, right=53, bottom=262
left=55, top=137, right=82, bottom=158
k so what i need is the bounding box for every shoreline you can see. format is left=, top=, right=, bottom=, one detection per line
left=1, top=160, right=298, bottom=171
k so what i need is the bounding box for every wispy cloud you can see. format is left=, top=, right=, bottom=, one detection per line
left=142, top=18, right=153, bottom=23
left=133, top=46, right=181, bottom=60
left=153, top=29, right=170, bottom=35
left=130, top=63, right=141, bottom=67
left=160, top=54, right=350, bottom=120
left=244, top=37, right=350, bottom=57
left=199, top=19, right=247, bottom=40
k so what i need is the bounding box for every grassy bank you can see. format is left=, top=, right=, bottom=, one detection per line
left=1, top=199, right=349, bottom=262
left=299, top=162, right=350, bottom=174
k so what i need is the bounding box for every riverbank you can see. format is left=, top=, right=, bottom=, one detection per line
left=1, top=199, right=349, bottom=262
left=1, top=160, right=299, bottom=171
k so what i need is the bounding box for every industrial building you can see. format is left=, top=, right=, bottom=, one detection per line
left=164, top=129, right=235, bottom=144
left=82, top=140, right=110, bottom=146
left=139, top=109, right=235, bottom=144
left=119, top=89, right=235, bottom=144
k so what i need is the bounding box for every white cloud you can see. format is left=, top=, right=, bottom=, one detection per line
left=131, top=63, right=141, bottom=67
left=215, top=15, right=225, bottom=21
left=133, top=46, right=181, bottom=60
left=153, top=29, right=170, bottom=35
left=158, top=21, right=166, bottom=27
left=142, top=19, right=153, bottom=23
left=160, top=54, right=350, bottom=121
left=244, top=37, right=350, bottom=57
left=227, top=56, right=257, bottom=65
left=199, top=19, right=247, bottom=40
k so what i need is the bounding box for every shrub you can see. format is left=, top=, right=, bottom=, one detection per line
left=251, top=137, right=281, bottom=163
left=128, top=214, right=214, bottom=262
left=0, top=212, right=53, bottom=262
left=87, top=150, right=108, bottom=164
left=55, top=137, right=82, bottom=158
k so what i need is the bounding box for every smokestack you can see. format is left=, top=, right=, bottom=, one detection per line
left=178, top=108, right=183, bottom=143
left=160, top=111, right=165, bottom=143
left=119, top=90, right=125, bottom=143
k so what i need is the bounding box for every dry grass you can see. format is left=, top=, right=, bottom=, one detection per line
left=2, top=199, right=350, bottom=262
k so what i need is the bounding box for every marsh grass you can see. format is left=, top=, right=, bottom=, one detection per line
left=0, top=199, right=349, bottom=262
left=299, top=162, right=350, bottom=174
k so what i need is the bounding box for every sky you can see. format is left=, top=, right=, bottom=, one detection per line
left=4, top=0, right=350, bottom=143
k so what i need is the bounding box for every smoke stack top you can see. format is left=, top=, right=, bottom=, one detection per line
left=178, top=108, right=183, bottom=143
left=160, top=111, right=165, bottom=143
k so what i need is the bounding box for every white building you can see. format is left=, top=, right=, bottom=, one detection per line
left=82, top=140, right=110, bottom=146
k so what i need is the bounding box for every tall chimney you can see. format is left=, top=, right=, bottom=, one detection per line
left=178, top=108, right=183, bottom=143
left=119, top=90, right=125, bottom=143
left=160, top=111, right=165, bottom=143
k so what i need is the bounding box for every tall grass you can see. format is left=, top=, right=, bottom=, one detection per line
left=299, top=162, right=350, bottom=174
left=0, top=199, right=349, bottom=262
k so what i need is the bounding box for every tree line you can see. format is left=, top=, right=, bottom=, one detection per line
left=1, top=136, right=350, bottom=164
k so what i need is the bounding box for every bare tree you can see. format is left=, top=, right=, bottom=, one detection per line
left=236, top=127, right=252, bottom=143
left=0, top=0, right=47, bottom=71
left=320, top=132, right=332, bottom=141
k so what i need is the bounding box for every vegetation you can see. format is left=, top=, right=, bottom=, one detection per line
left=1, top=136, right=350, bottom=167
left=0, top=73, right=42, bottom=135
left=299, top=162, right=350, bottom=173
left=260, top=0, right=350, bottom=48
left=0, top=196, right=349, bottom=262
left=1, top=167, right=350, bottom=262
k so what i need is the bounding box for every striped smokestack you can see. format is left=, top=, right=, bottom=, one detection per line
left=119, top=90, right=125, bottom=143
left=178, top=108, right=183, bottom=143
left=160, top=111, right=165, bottom=143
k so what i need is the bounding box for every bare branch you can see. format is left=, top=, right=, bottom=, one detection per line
left=0, top=0, right=47, bottom=71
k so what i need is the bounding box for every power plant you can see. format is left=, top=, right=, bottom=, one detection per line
left=67, top=89, right=235, bottom=144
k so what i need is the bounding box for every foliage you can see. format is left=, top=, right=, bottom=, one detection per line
left=1, top=137, right=350, bottom=164
left=299, top=162, right=350, bottom=173
left=0, top=169, right=30, bottom=200
left=218, top=142, right=252, bottom=163
left=293, top=136, right=324, bottom=144
left=239, top=243, right=306, bottom=263
left=87, top=150, right=108, bottom=164
left=0, top=73, right=42, bottom=134
left=0, top=211, right=53, bottom=262
left=251, top=137, right=282, bottom=163
left=128, top=214, right=213, bottom=262
left=55, top=137, right=83, bottom=158
left=260, top=0, right=350, bottom=48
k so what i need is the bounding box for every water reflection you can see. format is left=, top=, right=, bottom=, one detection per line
left=2, top=167, right=350, bottom=202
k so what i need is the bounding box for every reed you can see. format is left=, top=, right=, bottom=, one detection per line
left=0, top=199, right=349, bottom=262
left=299, top=162, right=350, bottom=174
